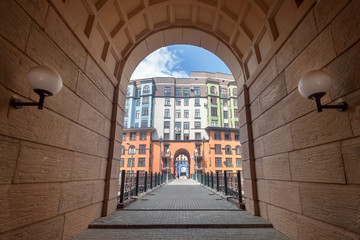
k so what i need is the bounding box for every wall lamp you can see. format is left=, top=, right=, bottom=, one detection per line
left=12, top=66, right=63, bottom=110
left=298, top=70, right=347, bottom=112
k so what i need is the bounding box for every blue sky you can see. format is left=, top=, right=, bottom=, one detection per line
left=131, top=44, right=232, bottom=80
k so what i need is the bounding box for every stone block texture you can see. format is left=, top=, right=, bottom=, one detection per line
left=247, top=0, right=360, bottom=239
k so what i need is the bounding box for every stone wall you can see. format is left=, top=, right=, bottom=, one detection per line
left=0, top=1, right=121, bottom=239
left=240, top=0, right=360, bottom=238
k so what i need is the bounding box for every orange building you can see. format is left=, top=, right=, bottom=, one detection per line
left=120, top=128, right=242, bottom=177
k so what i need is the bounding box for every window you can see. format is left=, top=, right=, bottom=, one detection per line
left=175, top=134, right=181, bottom=140
left=164, top=133, right=170, bottom=140
left=210, top=86, right=217, bottom=94
left=225, top=132, right=231, bottom=140
left=236, top=158, right=242, bottom=167
left=138, top=158, right=145, bottom=167
left=143, top=85, right=150, bottom=94
left=235, top=146, right=241, bottom=155
left=130, top=132, right=136, bottom=140
left=224, top=123, right=229, bottom=127
left=175, top=87, right=182, bottom=97
left=164, top=121, right=170, bottom=128
left=194, top=99, right=200, bottom=106
left=140, top=131, right=147, bottom=140
left=195, top=121, right=201, bottom=129
left=211, top=120, right=218, bottom=127
left=136, top=88, right=141, bottom=97
left=176, top=110, right=181, bottom=118
left=175, top=122, right=181, bottom=131
left=128, top=145, right=135, bottom=154
left=210, top=98, right=217, bottom=105
left=183, top=122, right=189, bottom=129
left=214, top=132, right=221, bottom=140
left=215, top=144, right=221, bottom=154
left=225, top=145, right=232, bottom=154
left=223, top=100, right=227, bottom=107
left=122, top=134, right=126, bottom=141
left=127, top=158, right=134, bottom=167
left=165, top=98, right=170, bottom=106
left=121, top=146, right=125, bottom=155
left=136, top=110, right=140, bottom=119
left=125, top=99, right=129, bottom=106
left=164, top=109, right=170, bottom=118
left=184, top=134, right=189, bottom=140
left=124, top=121, right=128, bottom=128
left=135, top=123, right=139, bottom=128
left=163, top=145, right=169, bottom=155
left=183, top=88, right=190, bottom=96
left=195, top=109, right=200, bottom=118
left=142, top=97, right=149, bottom=104
left=164, top=87, right=171, bottom=96
left=184, top=99, right=189, bottom=106
left=136, top=99, right=140, bottom=106
left=226, top=158, right=233, bottom=167
left=195, top=132, right=201, bottom=140
left=142, top=108, right=148, bottom=116
left=233, top=99, right=238, bottom=107
left=235, top=122, right=239, bottom=128
left=176, top=99, right=181, bottom=106
left=184, top=110, right=189, bottom=118
left=211, top=107, right=217, bottom=116
left=215, top=157, right=222, bottom=167
left=221, top=88, right=227, bottom=98
left=233, top=88, right=237, bottom=96
left=224, top=111, right=228, bottom=119
left=124, top=109, right=128, bottom=117
left=126, top=87, right=131, bottom=97
left=141, top=120, right=148, bottom=127
left=193, top=87, right=200, bottom=96
left=139, top=144, right=146, bottom=154
left=235, top=133, right=240, bottom=141
left=120, top=158, right=124, bottom=167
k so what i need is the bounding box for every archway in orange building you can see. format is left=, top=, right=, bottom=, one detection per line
left=173, top=148, right=191, bottom=179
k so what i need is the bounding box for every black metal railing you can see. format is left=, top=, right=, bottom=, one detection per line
left=191, top=170, right=244, bottom=207
left=118, top=170, right=173, bottom=206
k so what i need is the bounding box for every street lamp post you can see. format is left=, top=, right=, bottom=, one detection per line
left=195, top=149, right=198, bottom=182
left=166, top=149, right=172, bottom=183
left=159, top=137, right=163, bottom=174
left=126, top=142, right=135, bottom=200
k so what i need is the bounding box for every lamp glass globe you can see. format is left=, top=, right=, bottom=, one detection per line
left=27, top=66, right=63, bottom=95
left=298, top=70, right=332, bottom=98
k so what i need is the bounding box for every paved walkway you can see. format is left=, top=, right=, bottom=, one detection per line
left=74, top=179, right=288, bottom=239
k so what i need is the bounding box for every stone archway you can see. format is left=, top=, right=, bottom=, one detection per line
left=173, top=148, right=191, bottom=179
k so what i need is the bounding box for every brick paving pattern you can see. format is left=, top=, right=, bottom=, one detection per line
left=74, top=179, right=289, bottom=239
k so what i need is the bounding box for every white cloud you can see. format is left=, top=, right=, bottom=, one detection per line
left=130, top=47, right=189, bottom=80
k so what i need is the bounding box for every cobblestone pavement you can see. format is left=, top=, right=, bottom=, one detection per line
left=73, top=179, right=289, bottom=240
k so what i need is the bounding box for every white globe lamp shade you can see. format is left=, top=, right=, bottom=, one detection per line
left=298, top=70, right=332, bottom=99
left=27, top=66, right=63, bottom=95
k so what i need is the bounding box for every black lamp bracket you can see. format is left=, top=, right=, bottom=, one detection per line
left=12, top=89, right=53, bottom=110
left=309, top=92, right=347, bottom=112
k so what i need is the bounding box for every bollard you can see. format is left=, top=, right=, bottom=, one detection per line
left=224, top=170, right=228, bottom=196
left=237, top=170, right=243, bottom=203
left=144, top=171, right=148, bottom=192
left=135, top=170, right=140, bottom=196
left=207, top=172, right=210, bottom=187
left=150, top=172, right=153, bottom=189
left=119, top=170, right=126, bottom=203
left=211, top=172, right=214, bottom=189
left=216, top=171, right=220, bottom=192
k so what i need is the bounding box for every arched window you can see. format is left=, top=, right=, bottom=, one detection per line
left=225, top=145, right=232, bottom=154
left=121, top=146, right=125, bottom=155
left=143, top=85, right=150, bottom=94
left=129, top=145, right=136, bottom=154
left=235, top=145, right=241, bottom=155
left=210, top=86, right=217, bottom=94
left=233, top=88, right=237, bottom=96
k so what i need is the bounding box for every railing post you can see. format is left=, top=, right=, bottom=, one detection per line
left=224, top=170, right=228, bottom=196
left=150, top=172, right=153, bottom=189
left=237, top=170, right=243, bottom=203
left=155, top=172, right=157, bottom=187
left=144, top=171, right=148, bottom=192
left=119, top=170, right=125, bottom=203
left=135, top=170, right=139, bottom=196
left=211, top=172, right=214, bottom=189
left=216, top=171, right=219, bottom=192
left=207, top=173, right=210, bottom=187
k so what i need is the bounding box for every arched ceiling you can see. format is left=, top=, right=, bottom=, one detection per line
left=51, top=0, right=314, bottom=91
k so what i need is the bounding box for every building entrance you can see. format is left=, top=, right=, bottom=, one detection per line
left=173, top=149, right=191, bottom=179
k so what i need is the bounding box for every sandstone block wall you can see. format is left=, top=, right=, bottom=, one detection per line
left=0, top=1, right=122, bottom=239
left=240, top=0, right=360, bottom=238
